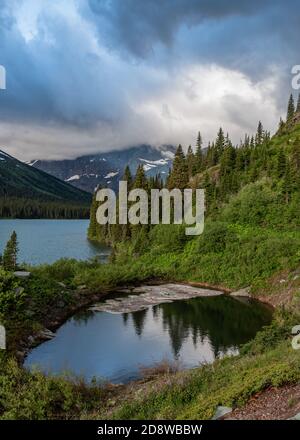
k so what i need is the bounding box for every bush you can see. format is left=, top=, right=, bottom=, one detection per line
left=197, top=221, right=237, bottom=254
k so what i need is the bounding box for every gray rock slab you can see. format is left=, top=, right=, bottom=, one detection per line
left=288, top=412, right=300, bottom=420
left=90, top=283, right=224, bottom=314
left=212, top=406, right=232, bottom=420
left=230, top=287, right=251, bottom=297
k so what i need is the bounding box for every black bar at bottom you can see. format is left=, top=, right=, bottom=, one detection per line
left=0, top=420, right=297, bottom=438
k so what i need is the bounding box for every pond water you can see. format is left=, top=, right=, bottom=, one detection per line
left=25, top=294, right=272, bottom=384
left=0, top=219, right=110, bottom=265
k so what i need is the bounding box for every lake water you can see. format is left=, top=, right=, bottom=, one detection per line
left=0, top=219, right=110, bottom=265
left=25, top=295, right=272, bottom=384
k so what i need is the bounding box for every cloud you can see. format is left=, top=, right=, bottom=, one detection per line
left=0, top=0, right=299, bottom=160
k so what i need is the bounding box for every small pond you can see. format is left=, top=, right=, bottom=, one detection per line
left=25, top=291, right=272, bottom=384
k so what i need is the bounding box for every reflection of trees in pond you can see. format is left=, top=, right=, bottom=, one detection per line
left=131, top=308, right=148, bottom=337
left=159, top=296, right=272, bottom=357
left=122, top=313, right=129, bottom=326
left=72, top=309, right=95, bottom=325
left=129, top=296, right=272, bottom=358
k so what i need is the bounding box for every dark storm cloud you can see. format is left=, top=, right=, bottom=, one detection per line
left=86, top=0, right=274, bottom=59
left=0, top=0, right=300, bottom=159
left=86, top=0, right=300, bottom=79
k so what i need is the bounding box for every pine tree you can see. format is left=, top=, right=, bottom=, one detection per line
left=3, top=231, right=18, bottom=271
left=168, top=145, right=188, bottom=190
left=123, top=165, right=132, bottom=189
left=215, top=127, right=225, bottom=161
left=186, top=145, right=195, bottom=178
left=278, top=117, right=285, bottom=133
left=196, top=131, right=202, bottom=150
left=88, top=194, right=98, bottom=238
left=133, top=165, right=148, bottom=190
left=194, top=131, right=203, bottom=173
left=287, top=94, right=295, bottom=122
left=297, top=93, right=300, bottom=113
left=255, top=121, right=264, bottom=146
left=276, top=148, right=287, bottom=179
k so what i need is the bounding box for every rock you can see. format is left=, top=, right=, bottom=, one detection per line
left=212, top=406, right=232, bottom=420
left=116, top=288, right=132, bottom=294
left=28, top=335, right=35, bottom=344
left=38, top=328, right=55, bottom=340
left=16, top=350, right=25, bottom=358
left=288, top=412, right=300, bottom=420
left=90, top=284, right=225, bottom=314
left=14, top=271, right=31, bottom=279
left=230, top=287, right=251, bottom=297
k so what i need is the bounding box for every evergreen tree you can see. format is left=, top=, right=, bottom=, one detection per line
left=297, top=93, right=300, bottom=113
left=276, top=148, right=287, bottom=179
left=88, top=194, right=98, bottom=238
left=133, top=165, right=148, bottom=190
left=278, top=117, right=285, bottom=133
left=194, top=131, right=203, bottom=173
left=215, top=128, right=225, bottom=161
left=186, top=145, right=195, bottom=178
left=287, top=94, right=295, bottom=122
left=255, top=121, right=264, bottom=146
left=168, top=145, right=189, bottom=190
left=196, top=131, right=202, bottom=150
left=3, top=231, right=18, bottom=271
left=123, top=165, right=132, bottom=189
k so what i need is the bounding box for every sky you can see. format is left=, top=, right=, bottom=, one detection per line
left=0, top=0, right=300, bottom=160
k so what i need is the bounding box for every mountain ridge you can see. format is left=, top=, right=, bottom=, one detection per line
left=27, top=144, right=175, bottom=193
left=0, top=149, right=91, bottom=218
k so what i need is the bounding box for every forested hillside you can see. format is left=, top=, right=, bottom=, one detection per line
left=0, top=150, right=91, bottom=218
left=89, top=93, right=300, bottom=248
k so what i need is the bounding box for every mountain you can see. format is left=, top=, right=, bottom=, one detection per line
left=0, top=149, right=91, bottom=218
left=27, top=144, right=175, bottom=193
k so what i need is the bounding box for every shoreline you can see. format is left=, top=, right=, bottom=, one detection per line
left=17, top=279, right=273, bottom=375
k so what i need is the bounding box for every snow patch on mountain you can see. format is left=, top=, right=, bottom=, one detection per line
left=65, top=175, right=80, bottom=182
left=104, top=171, right=119, bottom=179
left=139, top=158, right=168, bottom=166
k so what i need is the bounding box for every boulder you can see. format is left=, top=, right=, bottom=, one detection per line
left=212, top=406, right=232, bottom=420
left=230, top=287, right=251, bottom=297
